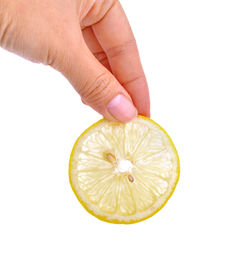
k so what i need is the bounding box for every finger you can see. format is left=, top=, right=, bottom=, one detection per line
left=92, top=1, right=150, bottom=117
left=56, top=35, right=137, bottom=122
left=82, top=27, right=111, bottom=71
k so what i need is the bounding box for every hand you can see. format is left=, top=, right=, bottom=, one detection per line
left=0, top=0, right=150, bottom=122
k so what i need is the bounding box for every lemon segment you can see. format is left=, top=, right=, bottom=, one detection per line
left=69, top=116, right=180, bottom=224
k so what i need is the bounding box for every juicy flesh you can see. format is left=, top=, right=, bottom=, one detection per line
left=69, top=117, right=179, bottom=223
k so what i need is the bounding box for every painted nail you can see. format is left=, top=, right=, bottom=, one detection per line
left=107, top=94, right=137, bottom=122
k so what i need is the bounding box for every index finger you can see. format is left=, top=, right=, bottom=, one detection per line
left=92, top=1, right=150, bottom=117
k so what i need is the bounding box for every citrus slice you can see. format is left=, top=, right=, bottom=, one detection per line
left=69, top=116, right=180, bottom=224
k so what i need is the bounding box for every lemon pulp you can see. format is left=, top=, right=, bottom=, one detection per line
left=69, top=116, right=180, bottom=224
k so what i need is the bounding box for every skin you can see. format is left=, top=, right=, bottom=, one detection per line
left=0, top=0, right=150, bottom=122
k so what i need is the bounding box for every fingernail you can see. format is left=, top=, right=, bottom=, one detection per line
left=107, top=94, right=137, bottom=122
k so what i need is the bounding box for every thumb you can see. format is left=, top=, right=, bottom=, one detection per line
left=55, top=40, right=137, bottom=122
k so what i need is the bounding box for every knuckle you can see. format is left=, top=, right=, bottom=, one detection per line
left=82, top=72, right=114, bottom=105
left=81, top=0, right=118, bottom=27
left=106, top=39, right=137, bottom=59
left=121, top=74, right=145, bottom=87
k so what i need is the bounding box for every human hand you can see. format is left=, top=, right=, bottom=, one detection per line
left=0, top=0, right=150, bottom=122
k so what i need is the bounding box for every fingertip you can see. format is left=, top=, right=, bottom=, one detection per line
left=107, top=94, right=137, bottom=123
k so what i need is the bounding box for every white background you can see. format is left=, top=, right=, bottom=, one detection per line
left=0, top=0, right=250, bottom=259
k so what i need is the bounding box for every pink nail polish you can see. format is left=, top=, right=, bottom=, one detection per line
left=107, top=95, right=137, bottom=122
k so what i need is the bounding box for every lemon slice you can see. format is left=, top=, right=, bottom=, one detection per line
left=69, top=116, right=180, bottom=224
